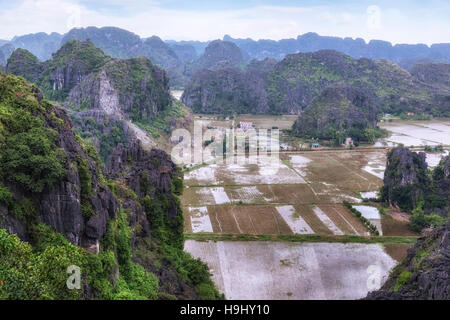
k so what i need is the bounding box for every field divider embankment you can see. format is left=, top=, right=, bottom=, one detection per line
left=184, top=233, right=418, bottom=244
left=183, top=201, right=366, bottom=207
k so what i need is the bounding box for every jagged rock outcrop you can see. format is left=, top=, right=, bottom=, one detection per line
left=6, top=40, right=172, bottom=160
left=195, top=40, right=245, bottom=70
left=0, top=74, right=118, bottom=250
left=6, top=48, right=43, bottom=83
left=6, top=40, right=111, bottom=102
left=293, top=83, right=377, bottom=139
left=69, top=57, right=170, bottom=122
left=40, top=109, right=119, bottom=247
left=66, top=56, right=171, bottom=159
left=40, top=40, right=111, bottom=101
left=107, top=141, right=201, bottom=299
left=381, top=147, right=429, bottom=211
left=427, top=155, right=450, bottom=216
left=366, top=219, right=450, bottom=300
left=182, top=58, right=276, bottom=114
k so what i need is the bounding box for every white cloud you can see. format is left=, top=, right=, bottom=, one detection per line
left=0, top=0, right=448, bottom=45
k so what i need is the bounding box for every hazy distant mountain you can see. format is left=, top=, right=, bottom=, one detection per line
left=11, top=32, right=63, bottom=61
left=220, top=33, right=450, bottom=69
left=2, top=27, right=450, bottom=86
left=168, top=43, right=198, bottom=63
left=165, top=39, right=210, bottom=56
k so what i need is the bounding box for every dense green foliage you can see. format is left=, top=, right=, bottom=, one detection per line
left=105, top=57, right=170, bottom=123
left=139, top=169, right=222, bottom=300
left=0, top=218, right=160, bottom=300
left=409, top=202, right=447, bottom=232
left=0, top=75, right=66, bottom=194
left=70, top=115, right=128, bottom=162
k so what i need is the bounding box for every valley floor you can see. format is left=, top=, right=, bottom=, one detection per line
left=179, top=116, right=450, bottom=300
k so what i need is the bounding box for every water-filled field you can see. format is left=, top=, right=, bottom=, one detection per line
left=185, top=240, right=397, bottom=300
left=181, top=118, right=449, bottom=300
left=378, top=120, right=450, bottom=146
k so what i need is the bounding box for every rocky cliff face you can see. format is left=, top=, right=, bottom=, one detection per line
left=182, top=58, right=275, bottom=114
left=0, top=74, right=117, bottom=250
left=68, top=57, right=170, bottom=122
left=6, top=40, right=111, bottom=102
left=366, top=219, right=450, bottom=300
left=41, top=40, right=111, bottom=101
left=427, top=155, right=450, bottom=216
left=381, top=148, right=450, bottom=218
left=381, top=148, right=429, bottom=212
left=6, top=40, right=172, bottom=161
left=195, top=40, right=245, bottom=70
left=66, top=56, right=171, bottom=159
left=6, top=48, right=43, bottom=83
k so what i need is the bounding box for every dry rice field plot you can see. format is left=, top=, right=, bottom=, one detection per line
left=185, top=240, right=397, bottom=300
left=383, top=243, right=411, bottom=262
left=184, top=203, right=371, bottom=236
left=287, top=151, right=385, bottom=190
left=381, top=214, right=418, bottom=237
left=195, top=205, right=292, bottom=235
left=316, top=205, right=370, bottom=236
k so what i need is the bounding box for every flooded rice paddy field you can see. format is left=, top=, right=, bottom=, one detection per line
left=378, top=119, right=450, bottom=146
left=182, top=119, right=450, bottom=299
left=185, top=240, right=397, bottom=300
left=182, top=150, right=401, bottom=299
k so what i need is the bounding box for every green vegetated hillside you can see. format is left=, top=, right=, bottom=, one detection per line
left=6, top=40, right=187, bottom=161
left=0, top=74, right=221, bottom=300
left=292, top=83, right=384, bottom=144
left=185, top=50, right=450, bottom=115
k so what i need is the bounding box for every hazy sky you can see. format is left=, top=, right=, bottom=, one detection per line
left=0, top=0, right=449, bottom=45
